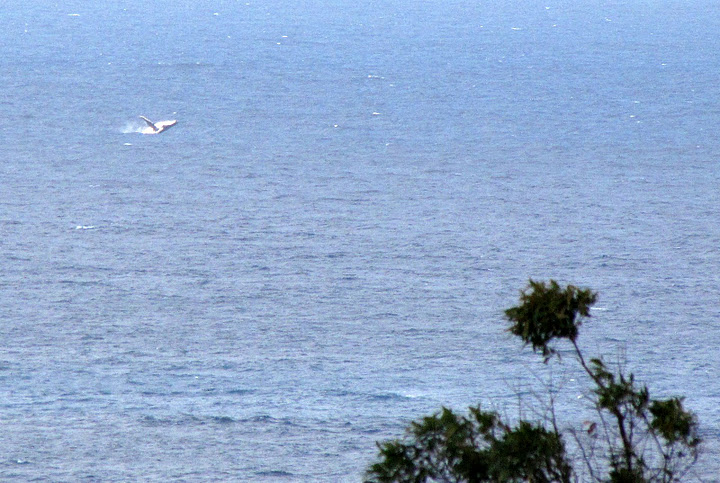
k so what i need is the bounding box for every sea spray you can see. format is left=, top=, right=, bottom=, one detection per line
left=121, top=121, right=144, bottom=134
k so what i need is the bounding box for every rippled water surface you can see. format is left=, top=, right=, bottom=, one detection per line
left=1, top=1, right=719, bottom=480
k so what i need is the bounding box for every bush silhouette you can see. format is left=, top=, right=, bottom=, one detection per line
left=367, top=280, right=700, bottom=482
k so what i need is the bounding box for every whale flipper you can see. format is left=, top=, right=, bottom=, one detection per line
left=139, top=116, right=159, bottom=132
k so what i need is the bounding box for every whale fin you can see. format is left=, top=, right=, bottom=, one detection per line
left=139, top=116, right=159, bottom=132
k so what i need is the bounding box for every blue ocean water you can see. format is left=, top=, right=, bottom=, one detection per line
left=1, top=0, right=719, bottom=480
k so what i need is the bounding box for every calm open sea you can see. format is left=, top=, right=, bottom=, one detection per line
left=1, top=0, right=719, bottom=480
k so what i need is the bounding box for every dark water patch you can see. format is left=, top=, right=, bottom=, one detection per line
left=255, top=470, right=295, bottom=478
left=210, top=415, right=236, bottom=424
left=227, top=388, right=254, bottom=396
left=240, top=415, right=298, bottom=426
left=139, top=414, right=239, bottom=427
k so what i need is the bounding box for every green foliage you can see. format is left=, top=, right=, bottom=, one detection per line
left=366, top=406, right=571, bottom=483
left=649, top=398, right=700, bottom=448
left=608, top=467, right=646, bottom=483
left=487, top=421, right=572, bottom=482
left=368, top=280, right=701, bottom=483
left=590, top=359, right=650, bottom=414
left=586, top=354, right=700, bottom=480
left=504, top=280, right=597, bottom=362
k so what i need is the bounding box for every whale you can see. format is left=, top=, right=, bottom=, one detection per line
left=139, top=116, right=177, bottom=134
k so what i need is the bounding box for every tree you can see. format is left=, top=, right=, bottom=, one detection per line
left=366, top=280, right=701, bottom=482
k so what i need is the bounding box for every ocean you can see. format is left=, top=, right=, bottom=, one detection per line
left=1, top=0, right=718, bottom=480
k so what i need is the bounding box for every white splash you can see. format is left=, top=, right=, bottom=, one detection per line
left=121, top=121, right=144, bottom=134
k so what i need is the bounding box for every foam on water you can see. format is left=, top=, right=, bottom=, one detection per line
left=121, top=121, right=145, bottom=134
